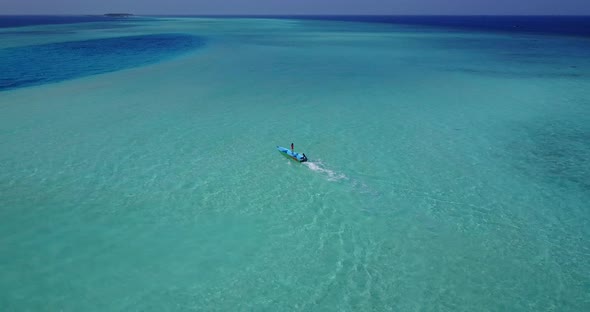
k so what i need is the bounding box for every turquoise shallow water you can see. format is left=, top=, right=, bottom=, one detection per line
left=1, top=17, right=590, bottom=311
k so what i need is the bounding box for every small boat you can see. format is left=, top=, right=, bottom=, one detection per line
left=277, top=146, right=308, bottom=162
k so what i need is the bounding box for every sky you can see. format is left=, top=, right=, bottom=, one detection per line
left=1, top=0, right=589, bottom=15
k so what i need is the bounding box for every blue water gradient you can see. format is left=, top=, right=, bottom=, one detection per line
left=171, top=15, right=590, bottom=38
left=313, top=16, right=590, bottom=37
left=1, top=16, right=589, bottom=311
left=3, top=15, right=589, bottom=37
left=0, top=34, right=205, bottom=91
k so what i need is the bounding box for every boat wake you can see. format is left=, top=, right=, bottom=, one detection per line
left=301, top=160, right=381, bottom=199
left=303, top=160, right=347, bottom=182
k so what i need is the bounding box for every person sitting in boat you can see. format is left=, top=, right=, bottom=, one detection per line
left=302, top=153, right=308, bottom=161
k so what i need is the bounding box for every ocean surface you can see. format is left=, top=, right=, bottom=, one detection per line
left=1, top=15, right=589, bottom=311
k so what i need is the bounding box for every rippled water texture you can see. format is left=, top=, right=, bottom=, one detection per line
left=0, top=16, right=589, bottom=311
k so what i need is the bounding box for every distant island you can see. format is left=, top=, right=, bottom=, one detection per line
left=104, top=13, right=134, bottom=17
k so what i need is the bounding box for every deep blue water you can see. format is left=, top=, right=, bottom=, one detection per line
left=172, top=15, right=590, bottom=38
left=307, top=16, right=590, bottom=37
left=0, top=15, right=142, bottom=28
left=1, top=15, right=588, bottom=92
left=3, top=15, right=589, bottom=37
left=0, top=34, right=205, bottom=91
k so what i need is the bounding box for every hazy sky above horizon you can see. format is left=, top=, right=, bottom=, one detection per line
left=1, top=0, right=589, bottom=15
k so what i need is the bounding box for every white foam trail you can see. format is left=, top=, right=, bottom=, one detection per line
left=303, top=160, right=347, bottom=181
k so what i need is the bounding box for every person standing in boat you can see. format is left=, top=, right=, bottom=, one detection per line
left=291, top=143, right=294, bottom=152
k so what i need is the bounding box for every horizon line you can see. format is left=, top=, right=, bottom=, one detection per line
left=1, top=13, right=590, bottom=17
